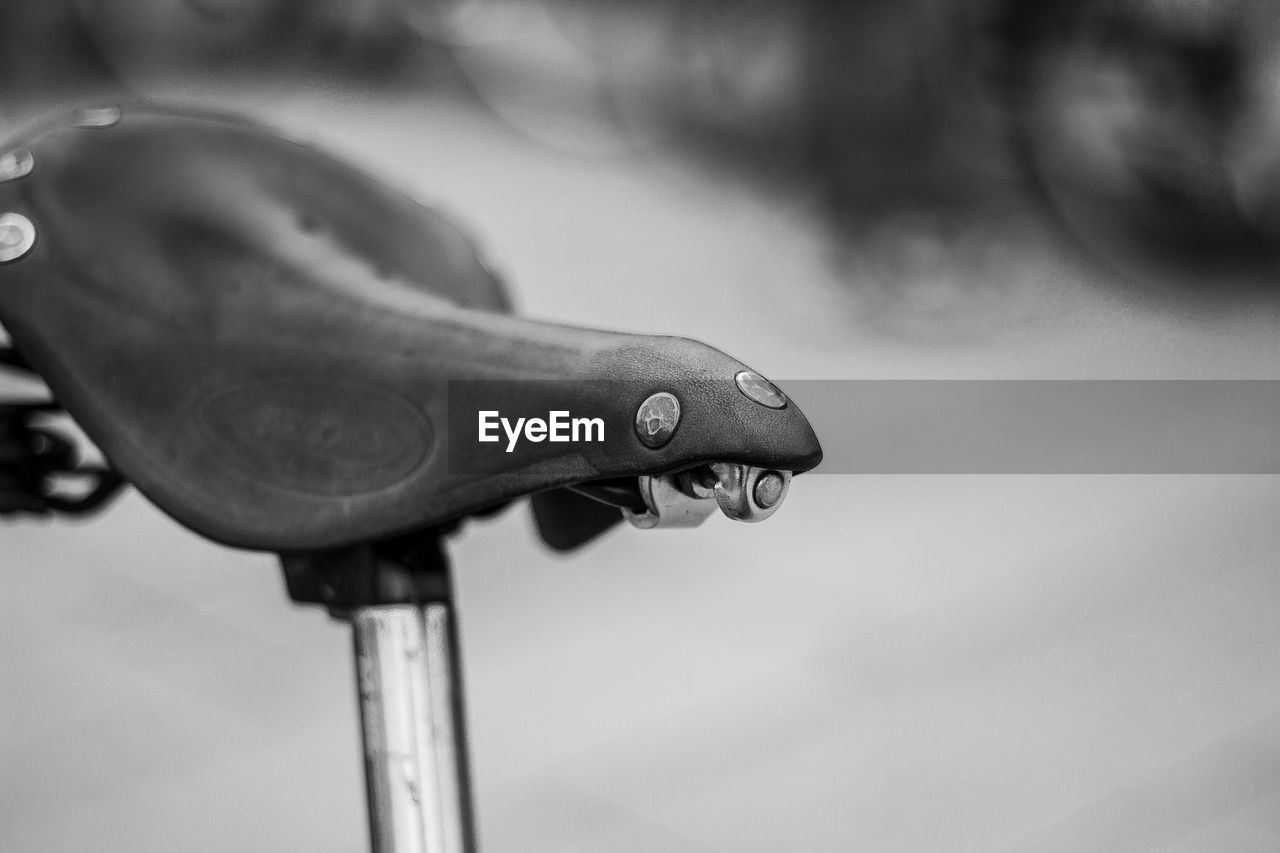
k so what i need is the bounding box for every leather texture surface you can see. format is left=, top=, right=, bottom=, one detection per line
left=0, top=104, right=822, bottom=551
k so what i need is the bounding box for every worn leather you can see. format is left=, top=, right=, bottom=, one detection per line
left=0, top=104, right=822, bottom=551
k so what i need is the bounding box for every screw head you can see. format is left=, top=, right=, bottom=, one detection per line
left=735, top=371, right=787, bottom=409
left=635, top=392, right=680, bottom=448
left=75, top=106, right=122, bottom=128
left=0, top=148, right=33, bottom=182
left=0, top=213, right=36, bottom=262
left=753, top=471, right=786, bottom=509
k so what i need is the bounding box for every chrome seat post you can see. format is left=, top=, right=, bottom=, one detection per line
left=352, top=603, right=475, bottom=853
left=280, top=541, right=477, bottom=853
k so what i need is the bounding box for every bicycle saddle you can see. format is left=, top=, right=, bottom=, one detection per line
left=0, top=103, right=821, bottom=552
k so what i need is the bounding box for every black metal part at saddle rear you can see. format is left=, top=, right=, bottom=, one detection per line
left=0, top=345, right=124, bottom=517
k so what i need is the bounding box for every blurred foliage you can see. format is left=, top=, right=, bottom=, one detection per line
left=2, top=0, right=1279, bottom=329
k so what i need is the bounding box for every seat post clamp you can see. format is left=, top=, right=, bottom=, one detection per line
left=280, top=534, right=452, bottom=614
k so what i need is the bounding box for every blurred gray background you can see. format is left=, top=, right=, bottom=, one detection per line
left=2, top=2, right=1278, bottom=851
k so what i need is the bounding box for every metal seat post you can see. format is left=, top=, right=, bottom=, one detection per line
left=352, top=602, right=474, bottom=853
left=281, top=540, right=477, bottom=853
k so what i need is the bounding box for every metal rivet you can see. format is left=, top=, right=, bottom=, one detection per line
left=635, top=392, right=680, bottom=449
left=735, top=370, right=787, bottom=409
left=753, top=471, right=785, bottom=509
left=75, top=106, right=122, bottom=128
left=0, top=148, right=34, bottom=182
left=0, top=213, right=36, bottom=262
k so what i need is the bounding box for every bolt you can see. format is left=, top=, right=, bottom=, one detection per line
left=735, top=370, right=787, bottom=409
left=753, top=471, right=785, bottom=509
left=0, top=213, right=36, bottom=262
left=0, top=148, right=33, bottom=182
left=635, top=391, right=680, bottom=448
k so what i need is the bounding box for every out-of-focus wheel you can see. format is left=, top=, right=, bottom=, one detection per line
left=1001, top=0, right=1280, bottom=298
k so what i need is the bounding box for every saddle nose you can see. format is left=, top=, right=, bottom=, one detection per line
left=0, top=103, right=821, bottom=552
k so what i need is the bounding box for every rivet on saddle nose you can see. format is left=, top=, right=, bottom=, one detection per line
left=75, top=106, right=123, bottom=128
left=634, top=392, right=680, bottom=448
left=735, top=370, right=787, bottom=409
left=0, top=148, right=34, bottom=182
left=0, top=213, right=36, bottom=262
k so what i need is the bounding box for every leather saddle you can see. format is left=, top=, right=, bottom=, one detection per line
left=0, top=103, right=821, bottom=552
